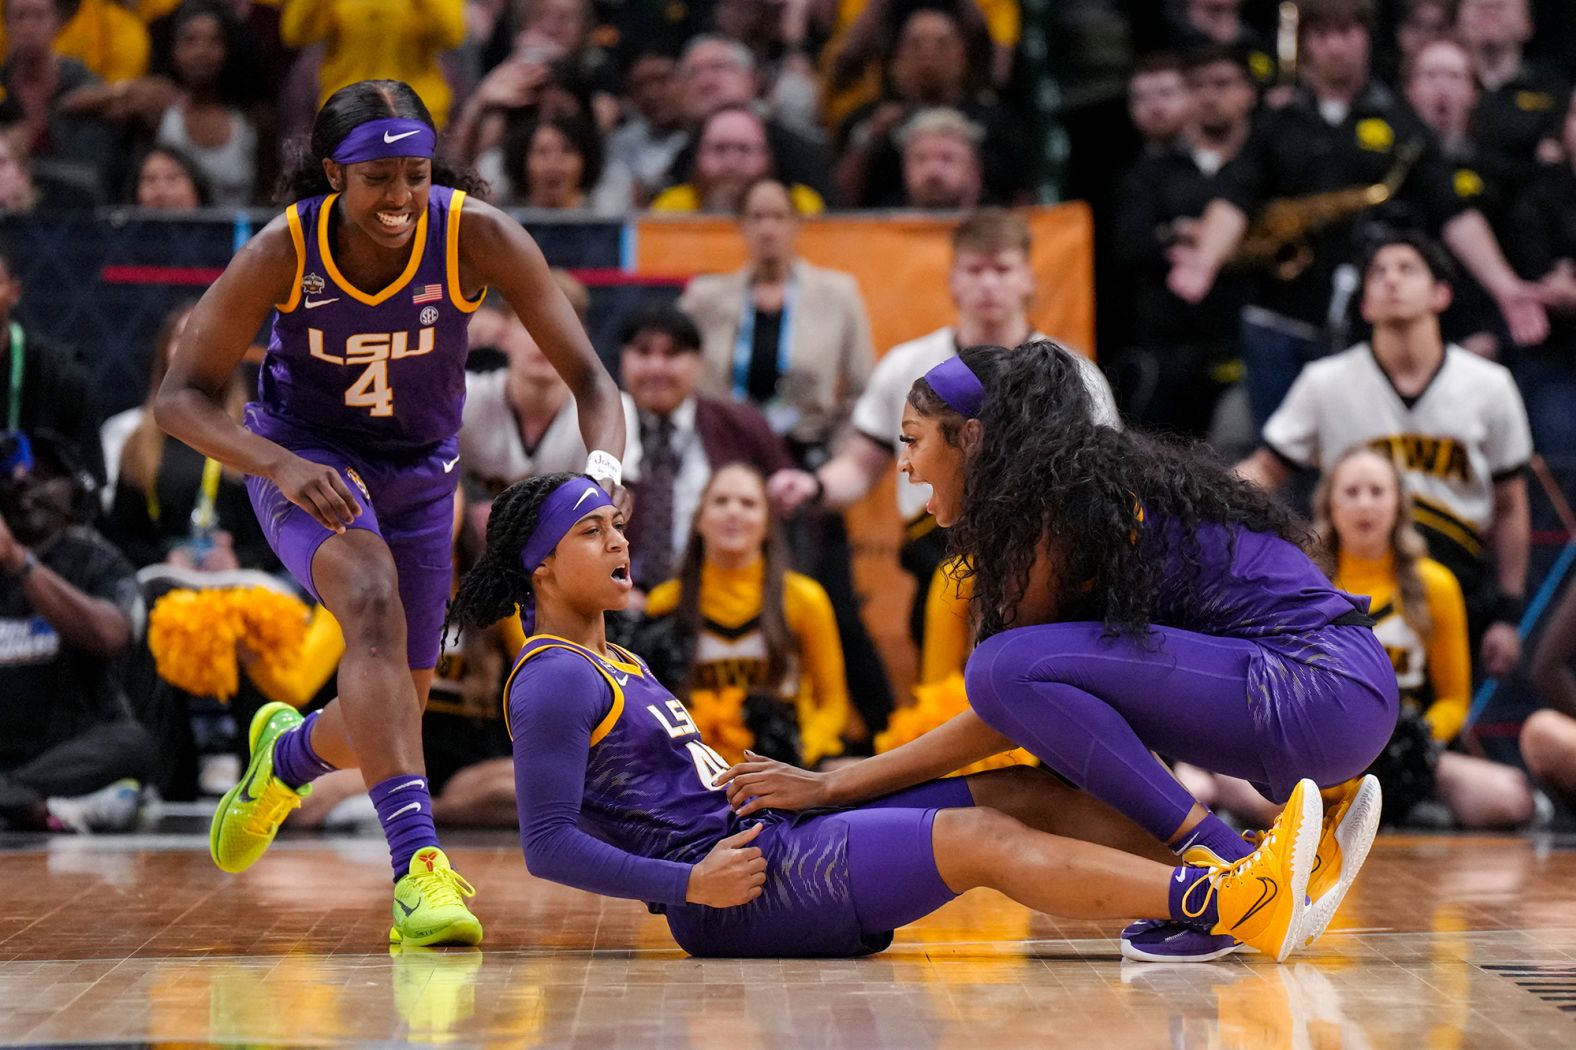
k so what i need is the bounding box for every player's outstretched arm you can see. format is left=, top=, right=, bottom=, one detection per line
left=152, top=216, right=361, bottom=534
left=457, top=199, right=626, bottom=463
left=718, top=710, right=1016, bottom=816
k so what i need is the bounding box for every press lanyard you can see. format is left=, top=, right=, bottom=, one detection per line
left=146, top=454, right=223, bottom=526
left=730, top=273, right=797, bottom=401
left=6, top=322, right=22, bottom=432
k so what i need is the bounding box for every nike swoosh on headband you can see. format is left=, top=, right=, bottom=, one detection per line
left=383, top=130, right=421, bottom=144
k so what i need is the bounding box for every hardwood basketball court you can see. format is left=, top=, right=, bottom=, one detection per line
left=3, top=829, right=1575, bottom=1047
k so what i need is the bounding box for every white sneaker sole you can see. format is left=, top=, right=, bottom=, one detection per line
left=1299, top=774, right=1382, bottom=948
left=1269, top=778, right=1323, bottom=963
left=1119, top=936, right=1244, bottom=963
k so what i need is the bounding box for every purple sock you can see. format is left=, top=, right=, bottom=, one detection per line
left=369, top=774, right=440, bottom=881
left=270, top=711, right=336, bottom=788
left=1175, top=813, right=1253, bottom=864
left=1169, top=865, right=1220, bottom=928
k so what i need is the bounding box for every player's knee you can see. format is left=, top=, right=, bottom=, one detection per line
left=932, top=806, right=1026, bottom=890
left=965, top=764, right=1066, bottom=814
left=1521, top=710, right=1576, bottom=782
left=336, top=570, right=403, bottom=640
left=963, top=633, right=1030, bottom=726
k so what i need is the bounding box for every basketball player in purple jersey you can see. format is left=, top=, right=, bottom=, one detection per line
left=722, top=341, right=1395, bottom=962
left=154, top=80, right=626, bottom=946
left=442, top=471, right=1329, bottom=961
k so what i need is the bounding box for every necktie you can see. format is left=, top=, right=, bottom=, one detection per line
left=635, top=415, right=679, bottom=587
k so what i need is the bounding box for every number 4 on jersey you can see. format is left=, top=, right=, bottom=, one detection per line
left=345, top=360, right=393, bottom=417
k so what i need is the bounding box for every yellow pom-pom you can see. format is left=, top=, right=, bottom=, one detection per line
left=875, top=673, right=1036, bottom=775
left=148, top=586, right=311, bottom=701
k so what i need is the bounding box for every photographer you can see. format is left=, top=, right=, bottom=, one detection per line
left=0, top=431, right=153, bottom=833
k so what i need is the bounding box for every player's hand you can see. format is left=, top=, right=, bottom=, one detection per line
left=767, top=468, right=819, bottom=516
left=596, top=475, right=634, bottom=520
left=1480, top=621, right=1521, bottom=678
left=686, top=823, right=766, bottom=907
left=270, top=454, right=361, bottom=534
left=715, top=751, right=830, bottom=817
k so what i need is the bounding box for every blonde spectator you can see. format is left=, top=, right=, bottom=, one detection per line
left=897, top=106, right=984, bottom=210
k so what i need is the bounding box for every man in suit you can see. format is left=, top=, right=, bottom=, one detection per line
left=619, top=305, right=791, bottom=592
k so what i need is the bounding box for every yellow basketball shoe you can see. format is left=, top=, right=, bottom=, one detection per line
left=1300, top=774, right=1382, bottom=948
left=390, top=848, right=484, bottom=947
left=209, top=701, right=311, bottom=873
left=1182, top=778, right=1321, bottom=962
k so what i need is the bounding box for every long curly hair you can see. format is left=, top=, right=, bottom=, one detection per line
left=1312, top=445, right=1432, bottom=639
left=442, top=472, right=583, bottom=645
left=277, top=79, right=487, bottom=203
left=932, top=340, right=1308, bottom=640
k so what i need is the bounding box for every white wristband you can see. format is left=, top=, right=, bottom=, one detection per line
left=585, top=449, right=623, bottom=487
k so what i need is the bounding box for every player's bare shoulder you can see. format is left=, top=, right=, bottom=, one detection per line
left=224, top=209, right=305, bottom=306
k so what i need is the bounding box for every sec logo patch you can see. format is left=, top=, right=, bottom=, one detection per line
left=419, top=306, right=439, bottom=326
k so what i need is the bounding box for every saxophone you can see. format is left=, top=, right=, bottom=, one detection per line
left=1232, top=140, right=1423, bottom=281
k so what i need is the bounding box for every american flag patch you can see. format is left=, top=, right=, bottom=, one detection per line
left=412, top=284, right=443, bottom=304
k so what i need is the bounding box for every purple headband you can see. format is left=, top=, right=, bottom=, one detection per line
left=517, top=477, right=615, bottom=634
left=330, top=118, right=436, bottom=165
left=923, top=355, right=985, bottom=418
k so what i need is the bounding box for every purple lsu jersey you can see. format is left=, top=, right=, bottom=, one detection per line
left=507, top=635, right=736, bottom=868
left=256, top=185, right=483, bottom=453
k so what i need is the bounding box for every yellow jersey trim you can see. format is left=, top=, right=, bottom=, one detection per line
left=501, top=639, right=627, bottom=746
left=275, top=203, right=306, bottom=313
left=445, top=190, right=486, bottom=313
left=316, top=192, right=430, bottom=306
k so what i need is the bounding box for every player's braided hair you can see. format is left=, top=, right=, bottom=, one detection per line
left=927, top=340, right=1309, bottom=641
left=278, top=79, right=488, bottom=202
left=442, top=472, right=581, bottom=646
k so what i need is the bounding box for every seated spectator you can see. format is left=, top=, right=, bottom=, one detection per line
left=1524, top=573, right=1576, bottom=814
left=1502, top=88, right=1576, bottom=457
left=650, top=103, right=824, bottom=214
left=833, top=6, right=1028, bottom=208
left=616, top=304, right=791, bottom=592
left=0, top=430, right=153, bottom=833
left=601, top=49, right=686, bottom=208
left=1185, top=446, right=1535, bottom=829
left=0, top=237, right=106, bottom=489
left=642, top=463, right=849, bottom=766
left=664, top=34, right=833, bottom=202
left=1, top=0, right=121, bottom=203
left=130, top=142, right=209, bottom=209
left=819, top=0, right=1006, bottom=128
left=500, top=113, right=604, bottom=211
left=280, top=0, right=464, bottom=126
left=464, top=55, right=600, bottom=195
left=144, top=0, right=262, bottom=207
left=457, top=0, right=617, bottom=171
left=1239, top=230, right=1533, bottom=676
left=459, top=277, right=590, bottom=503
left=896, top=106, right=985, bottom=210
left=1127, top=52, right=1193, bottom=154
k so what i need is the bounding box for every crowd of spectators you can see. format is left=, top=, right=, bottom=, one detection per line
left=5, top=0, right=1576, bottom=840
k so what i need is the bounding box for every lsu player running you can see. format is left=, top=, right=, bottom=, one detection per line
left=154, top=80, right=625, bottom=945
left=444, top=471, right=1325, bottom=962
left=725, top=342, right=1392, bottom=962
